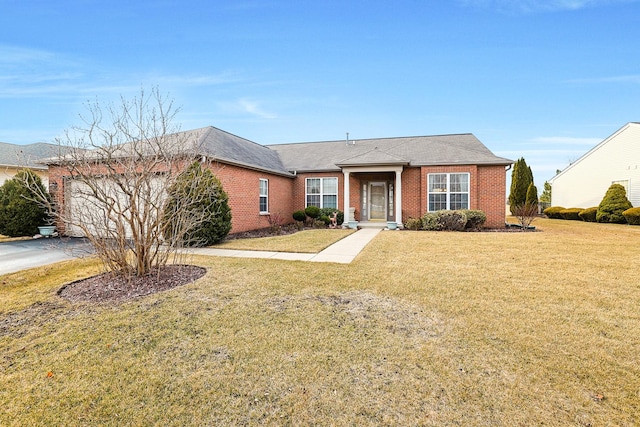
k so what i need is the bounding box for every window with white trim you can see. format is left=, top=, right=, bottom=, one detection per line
left=259, top=179, right=268, bottom=213
left=306, top=177, right=338, bottom=208
left=428, top=173, right=469, bottom=211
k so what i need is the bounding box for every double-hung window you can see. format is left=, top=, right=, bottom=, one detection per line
left=428, top=173, right=469, bottom=211
left=306, top=177, right=338, bottom=208
left=259, top=179, right=268, bottom=213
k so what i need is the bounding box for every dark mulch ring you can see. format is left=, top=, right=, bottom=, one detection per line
left=58, top=265, right=207, bottom=304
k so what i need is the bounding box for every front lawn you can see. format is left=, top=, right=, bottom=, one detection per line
left=1, top=219, right=639, bottom=425
left=216, top=228, right=355, bottom=253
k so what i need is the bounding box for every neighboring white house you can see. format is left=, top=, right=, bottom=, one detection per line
left=550, top=122, right=640, bottom=208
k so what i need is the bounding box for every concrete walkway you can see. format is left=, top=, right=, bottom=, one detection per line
left=189, top=228, right=381, bottom=264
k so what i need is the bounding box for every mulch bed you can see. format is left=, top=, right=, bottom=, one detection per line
left=58, top=265, right=206, bottom=304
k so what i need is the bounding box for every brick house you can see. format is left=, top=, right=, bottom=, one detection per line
left=47, top=126, right=512, bottom=235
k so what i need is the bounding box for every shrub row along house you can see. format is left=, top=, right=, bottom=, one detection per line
left=46, top=126, right=512, bottom=235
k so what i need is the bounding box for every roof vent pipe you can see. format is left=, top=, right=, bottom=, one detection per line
left=346, top=132, right=354, bottom=146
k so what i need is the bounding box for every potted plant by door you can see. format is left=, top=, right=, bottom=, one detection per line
left=38, top=210, right=56, bottom=237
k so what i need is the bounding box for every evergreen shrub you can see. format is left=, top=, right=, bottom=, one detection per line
left=304, top=206, right=320, bottom=219
left=292, top=210, right=307, bottom=222
left=319, top=208, right=344, bottom=226
left=578, top=207, right=598, bottom=222
left=422, top=210, right=467, bottom=231
left=622, top=207, right=640, bottom=225
left=543, top=206, right=565, bottom=219
left=460, top=209, right=487, bottom=230
left=560, top=208, right=583, bottom=221
left=0, top=170, right=49, bottom=237
left=596, top=184, right=632, bottom=223
left=404, top=217, right=423, bottom=230
left=163, top=162, right=232, bottom=246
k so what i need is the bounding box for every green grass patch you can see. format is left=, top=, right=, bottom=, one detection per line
left=2, top=219, right=640, bottom=425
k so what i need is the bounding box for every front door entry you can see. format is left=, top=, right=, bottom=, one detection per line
left=369, top=182, right=386, bottom=220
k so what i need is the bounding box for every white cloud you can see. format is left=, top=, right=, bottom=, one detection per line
left=237, top=98, right=278, bottom=119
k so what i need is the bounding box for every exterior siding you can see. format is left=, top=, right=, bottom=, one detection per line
left=552, top=123, right=640, bottom=208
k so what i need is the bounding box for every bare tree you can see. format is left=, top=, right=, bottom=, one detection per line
left=24, top=88, right=220, bottom=277
left=512, top=203, right=538, bottom=230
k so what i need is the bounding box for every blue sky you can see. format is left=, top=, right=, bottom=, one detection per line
left=1, top=0, right=639, bottom=186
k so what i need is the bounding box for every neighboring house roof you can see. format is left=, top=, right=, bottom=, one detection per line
left=0, top=141, right=63, bottom=169
left=269, top=133, right=512, bottom=172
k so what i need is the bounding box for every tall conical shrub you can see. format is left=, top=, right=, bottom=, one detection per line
left=509, top=157, right=534, bottom=215
left=596, top=184, right=632, bottom=223
left=525, top=182, right=538, bottom=208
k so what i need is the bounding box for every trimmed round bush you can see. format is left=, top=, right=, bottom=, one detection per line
left=304, top=205, right=320, bottom=219
left=422, top=210, right=467, bottom=231
left=597, top=184, right=632, bottom=223
left=460, top=209, right=486, bottom=230
left=560, top=208, right=583, bottom=221
left=319, top=215, right=330, bottom=225
left=404, top=217, right=423, bottom=230
left=163, top=162, right=232, bottom=246
left=0, top=169, right=49, bottom=237
left=578, top=207, right=598, bottom=222
left=421, top=212, right=440, bottom=231
left=623, top=207, right=640, bottom=225
left=292, top=210, right=307, bottom=222
left=543, top=206, right=565, bottom=219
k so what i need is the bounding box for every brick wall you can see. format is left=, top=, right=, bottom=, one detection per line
left=400, top=165, right=506, bottom=228
left=207, top=162, right=295, bottom=233
left=49, top=160, right=506, bottom=235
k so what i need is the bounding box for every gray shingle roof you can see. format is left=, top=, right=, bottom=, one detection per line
left=269, top=134, right=512, bottom=172
left=0, top=142, right=63, bottom=169
left=195, top=127, right=291, bottom=176
left=39, top=128, right=513, bottom=176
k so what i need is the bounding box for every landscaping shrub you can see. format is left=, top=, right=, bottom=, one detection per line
left=304, top=206, right=320, bottom=219
left=622, top=207, right=640, bottom=225
left=319, top=208, right=344, bottom=226
left=560, top=208, right=583, bottom=221
left=543, top=206, right=565, bottom=219
left=578, top=207, right=598, bottom=222
left=163, top=162, right=232, bottom=246
left=404, top=217, right=423, bottom=230
left=422, top=210, right=467, bottom=231
left=0, top=169, right=49, bottom=237
left=596, top=184, right=632, bottom=224
left=319, top=215, right=331, bottom=225
left=421, top=212, right=440, bottom=231
left=461, top=209, right=486, bottom=230
left=292, top=210, right=307, bottom=222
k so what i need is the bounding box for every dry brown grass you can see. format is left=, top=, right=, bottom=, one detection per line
left=216, top=228, right=355, bottom=252
left=2, top=218, right=640, bottom=425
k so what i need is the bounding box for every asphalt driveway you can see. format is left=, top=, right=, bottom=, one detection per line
left=0, top=238, right=93, bottom=276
